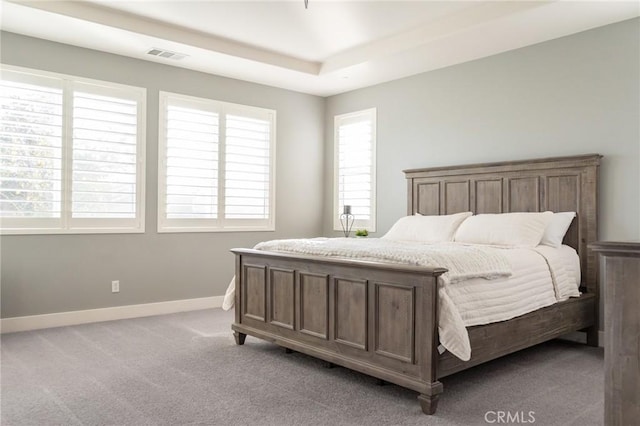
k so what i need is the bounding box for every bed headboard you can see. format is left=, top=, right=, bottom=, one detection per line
left=403, top=154, right=601, bottom=294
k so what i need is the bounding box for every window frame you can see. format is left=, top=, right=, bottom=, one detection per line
left=0, top=65, right=146, bottom=235
left=157, top=91, right=276, bottom=233
left=333, top=108, right=377, bottom=233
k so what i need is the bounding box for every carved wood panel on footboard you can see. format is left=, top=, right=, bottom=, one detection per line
left=231, top=249, right=447, bottom=413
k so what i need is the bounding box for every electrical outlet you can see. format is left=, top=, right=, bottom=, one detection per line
left=111, top=280, right=120, bottom=293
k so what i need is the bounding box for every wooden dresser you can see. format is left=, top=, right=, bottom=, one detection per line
left=590, top=242, right=640, bottom=425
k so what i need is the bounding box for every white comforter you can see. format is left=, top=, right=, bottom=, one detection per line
left=256, top=238, right=512, bottom=283
left=222, top=238, right=580, bottom=361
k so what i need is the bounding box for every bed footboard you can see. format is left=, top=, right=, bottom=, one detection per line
left=231, top=248, right=447, bottom=414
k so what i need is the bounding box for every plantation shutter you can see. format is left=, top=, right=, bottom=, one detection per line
left=0, top=75, right=63, bottom=226
left=0, top=67, right=146, bottom=234
left=224, top=112, right=272, bottom=224
left=163, top=101, right=219, bottom=221
left=71, top=87, right=139, bottom=220
left=158, top=93, right=275, bottom=232
left=335, top=109, right=376, bottom=231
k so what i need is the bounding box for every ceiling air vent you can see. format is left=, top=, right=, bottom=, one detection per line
left=146, top=48, right=188, bottom=61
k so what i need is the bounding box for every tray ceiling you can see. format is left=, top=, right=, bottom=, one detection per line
left=2, top=0, right=638, bottom=96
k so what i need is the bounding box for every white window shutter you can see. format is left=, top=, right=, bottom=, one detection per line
left=71, top=90, right=139, bottom=219
left=224, top=113, right=271, bottom=221
left=334, top=108, right=376, bottom=232
left=0, top=66, right=146, bottom=234
left=158, top=92, right=275, bottom=233
left=0, top=77, right=63, bottom=227
left=164, top=104, right=219, bottom=220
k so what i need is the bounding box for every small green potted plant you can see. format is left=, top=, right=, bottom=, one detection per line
left=355, top=229, right=369, bottom=237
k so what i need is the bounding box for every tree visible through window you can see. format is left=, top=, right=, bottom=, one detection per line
left=0, top=67, right=146, bottom=234
left=1, top=79, right=63, bottom=219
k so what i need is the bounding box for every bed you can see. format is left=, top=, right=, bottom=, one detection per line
left=229, top=154, right=601, bottom=415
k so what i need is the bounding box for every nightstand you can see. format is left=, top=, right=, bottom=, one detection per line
left=590, top=242, right=640, bottom=425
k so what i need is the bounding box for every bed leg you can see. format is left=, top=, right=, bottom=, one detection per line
left=321, top=361, right=336, bottom=369
left=283, top=347, right=294, bottom=354
left=418, top=394, right=440, bottom=415
left=418, top=381, right=443, bottom=415
left=586, top=326, right=599, bottom=347
left=234, top=332, right=246, bottom=345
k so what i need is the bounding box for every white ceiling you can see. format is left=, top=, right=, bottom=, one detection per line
left=2, top=1, right=639, bottom=96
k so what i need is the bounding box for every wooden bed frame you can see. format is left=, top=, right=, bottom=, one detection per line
left=231, top=154, right=601, bottom=415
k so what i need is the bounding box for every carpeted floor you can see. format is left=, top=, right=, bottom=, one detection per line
left=1, top=308, right=604, bottom=426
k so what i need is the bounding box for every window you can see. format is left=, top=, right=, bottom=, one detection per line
left=334, top=108, right=376, bottom=232
left=158, top=92, right=275, bottom=232
left=0, top=66, right=146, bottom=234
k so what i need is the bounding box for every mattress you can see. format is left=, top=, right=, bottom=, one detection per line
left=223, top=240, right=581, bottom=362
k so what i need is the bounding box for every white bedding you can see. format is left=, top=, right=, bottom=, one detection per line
left=255, top=238, right=511, bottom=283
left=222, top=239, right=580, bottom=362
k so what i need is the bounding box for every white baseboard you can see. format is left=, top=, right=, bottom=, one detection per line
left=0, top=296, right=224, bottom=334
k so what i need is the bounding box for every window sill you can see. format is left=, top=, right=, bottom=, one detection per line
left=0, top=227, right=145, bottom=236
left=157, top=226, right=275, bottom=233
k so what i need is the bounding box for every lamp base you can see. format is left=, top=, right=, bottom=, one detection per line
left=340, top=213, right=354, bottom=237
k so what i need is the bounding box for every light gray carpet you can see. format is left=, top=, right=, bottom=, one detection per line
left=1, top=308, right=604, bottom=426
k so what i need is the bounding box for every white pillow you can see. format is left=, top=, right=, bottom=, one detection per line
left=454, top=212, right=553, bottom=248
left=382, top=212, right=472, bottom=243
left=540, top=212, right=576, bottom=248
